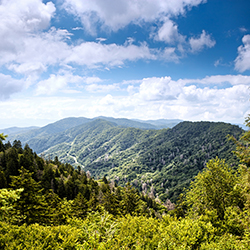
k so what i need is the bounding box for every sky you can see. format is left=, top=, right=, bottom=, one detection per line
left=0, top=0, right=250, bottom=128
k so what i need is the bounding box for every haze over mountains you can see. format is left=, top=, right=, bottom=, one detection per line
left=3, top=117, right=182, bottom=142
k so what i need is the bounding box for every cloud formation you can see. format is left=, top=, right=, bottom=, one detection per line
left=154, top=19, right=185, bottom=44
left=35, top=73, right=84, bottom=95
left=235, top=35, right=250, bottom=72
left=189, top=30, right=216, bottom=53
left=0, top=0, right=55, bottom=63
left=0, top=74, right=25, bottom=100
left=63, top=0, right=206, bottom=33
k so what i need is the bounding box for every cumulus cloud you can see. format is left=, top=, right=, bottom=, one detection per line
left=154, top=22, right=215, bottom=58
left=155, top=19, right=185, bottom=44
left=138, top=77, right=184, bottom=101
left=1, top=74, right=249, bottom=128
left=128, top=74, right=250, bottom=122
left=0, top=0, right=55, bottom=55
left=2, top=28, right=72, bottom=73
left=235, top=34, right=250, bottom=72
left=189, top=30, right=216, bottom=53
left=0, top=0, right=214, bottom=92
left=0, top=74, right=26, bottom=100
left=35, top=73, right=84, bottom=95
left=65, top=42, right=156, bottom=67
left=62, top=0, right=206, bottom=33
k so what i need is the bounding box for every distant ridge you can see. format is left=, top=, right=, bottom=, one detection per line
left=0, top=126, right=39, bottom=135
left=4, top=116, right=181, bottom=146
left=132, top=118, right=183, bottom=129
left=0, top=117, right=243, bottom=202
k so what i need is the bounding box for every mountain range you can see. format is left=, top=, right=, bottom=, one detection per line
left=1, top=117, right=244, bottom=202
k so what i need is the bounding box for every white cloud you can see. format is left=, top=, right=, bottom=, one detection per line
left=0, top=0, right=213, bottom=95
left=0, top=0, right=55, bottom=55
left=84, top=77, right=103, bottom=84
left=86, top=83, right=119, bottom=93
left=154, top=21, right=215, bottom=58
left=35, top=73, right=84, bottom=95
left=65, top=41, right=156, bottom=67
left=62, top=0, right=206, bottom=33
left=96, top=38, right=107, bottom=43
left=1, top=74, right=249, bottom=128
left=239, top=27, right=247, bottom=33
left=138, top=76, right=184, bottom=101
left=155, top=19, right=185, bottom=44
left=189, top=30, right=216, bottom=53
left=178, top=74, right=250, bottom=86
left=235, top=34, right=250, bottom=72
left=129, top=75, right=250, bottom=122
left=0, top=26, right=72, bottom=75
left=0, top=74, right=26, bottom=100
left=99, top=94, right=115, bottom=105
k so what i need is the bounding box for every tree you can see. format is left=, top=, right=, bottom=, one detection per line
left=0, top=188, right=23, bottom=222
left=121, top=183, right=141, bottom=215
left=185, top=158, right=244, bottom=220
left=0, top=170, right=7, bottom=188
left=0, top=134, right=7, bottom=152
left=5, top=147, right=19, bottom=184
left=10, top=167, right=48, bottom=225
left=0, top=133, right=7, bottom=141
left=229, top=114, right=250, bottom=167
left=12, top=140, right=22, bottom=154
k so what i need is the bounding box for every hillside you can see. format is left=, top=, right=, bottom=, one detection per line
left=0, top=118, right=250, bottom=249
left=6, top=116, right=180, bottom=150
left=41, top=120, right=243, bottom=202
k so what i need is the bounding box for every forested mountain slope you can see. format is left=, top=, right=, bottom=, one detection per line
left=0, top=118, right=250, bottom=249
left=6, top=116, right=181, bottom=151
left=0, top=137, right=165, bottom=225
left=42, top=120, right=243, bottom=202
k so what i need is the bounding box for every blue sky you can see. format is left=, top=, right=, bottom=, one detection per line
left=0, top=0, right=250, bottom=128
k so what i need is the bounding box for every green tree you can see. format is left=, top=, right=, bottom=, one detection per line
left=0, top=133, right=7, bottom=141
left=0, top=133, right=7, bottom=152
left=10, top=167, right=48, bottom=225
left=0, top=188, right=23, bottom=222
left=121, top=183, right=141, bottom=215
left=186, top=158, right=244, bottom=220
left=229, top=115, right=250, bottom=167
left=5, top=147, right=19, bottom=184
left=0, top=170, right=7, bottom=188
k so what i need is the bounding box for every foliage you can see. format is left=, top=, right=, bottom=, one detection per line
left=0, top=117, right=250, bottom=248
left=185, top=158, right=244, bottom=220
left=0, top=133, right=8, bottom=141
left=0, top=188, right=23, bottom=222
left=37, top=120, right=242, bottom=202
left=0, top=139, right=166, bottom=226
left=229, top=114, right=250, bottom=167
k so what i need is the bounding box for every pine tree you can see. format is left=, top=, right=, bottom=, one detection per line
left=10, top=167, right=48, bottom=225
left=121, top=183, right=140, bottom=215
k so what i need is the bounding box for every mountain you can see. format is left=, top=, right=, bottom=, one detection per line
left=5, top=117, right=91, bottom=144
left=5, top=116, right=178, bottom=149
left=95, top=116, right=158, bottom=129
left=40, top=120, right=243, bottom=202
left=235, top=123, right=248, bottom=130
left=2, top=117, right=243, bottom=202
left=132, top=118, right=182, bottom=129
left=1, top=126, right=39, bottom=135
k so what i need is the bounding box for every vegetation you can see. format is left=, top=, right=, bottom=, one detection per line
left=40, top=120, right=242, bottom=202
left=0, top=116, right=250, bottom=249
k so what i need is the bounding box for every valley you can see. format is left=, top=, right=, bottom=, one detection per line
left=5, top=116, right=243, bottom=202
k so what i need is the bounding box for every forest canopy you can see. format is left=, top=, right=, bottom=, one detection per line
left=0, top=117, right=250, bottom=249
